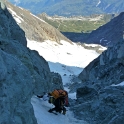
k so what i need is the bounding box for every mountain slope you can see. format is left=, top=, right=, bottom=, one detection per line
left=8, top=0, right=124, bottom=16
left=83, top=12, right=124, bottom=46
left=38, top=13, right=116, bottom=33
left=5, top=0, right=107, bottom=80
left=38, top=13, right=117, bottom=44
left=5, top=1, right=71, bottom=44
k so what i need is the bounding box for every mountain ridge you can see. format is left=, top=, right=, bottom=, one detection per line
left=8, top=0, right=124, bottom=16
left=83, top=12, right=124, bottom=46
left=6, top=0, right=72, bottom=44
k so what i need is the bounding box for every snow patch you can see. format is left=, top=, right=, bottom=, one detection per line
left=96, top=0, right=101, bottom=7
left=7, top=8, right=23, bottom=24
left=111, top=81, right=124, bottom=87
left=30, top=13, right=47, bottom=23
left=105, top=4, right=110, bottom=10
left=31, top=96, right=88, bottom=124
left=27, top=39, right=100, bottom=68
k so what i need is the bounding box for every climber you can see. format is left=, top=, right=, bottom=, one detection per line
left=37, top=89, right=69, bottom=115
left=48, top=89, right=69, bottom=115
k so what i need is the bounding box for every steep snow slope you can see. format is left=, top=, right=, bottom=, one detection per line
left=27, top=40, right=106, bottom=85
left=31, top=96, right=88, bottom=124
left=27, top=40, right=102, bottom=68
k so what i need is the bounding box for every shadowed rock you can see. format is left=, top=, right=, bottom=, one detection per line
left=70, top=39, right=124, bottom=124
left=0, top=0, right=63, bottom=123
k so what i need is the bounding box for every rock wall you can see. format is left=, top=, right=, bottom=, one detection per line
left=0, top=1, right=63, bottom=123
left=0, top=0, right=27, bottom=46
left=70, top=40, right=124, bottom=124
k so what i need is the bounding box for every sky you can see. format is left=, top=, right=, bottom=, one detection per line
left=27, top=39, right=106, bottom=124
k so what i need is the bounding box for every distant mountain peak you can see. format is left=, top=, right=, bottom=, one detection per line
left=8, top=0, right=124, bottom=16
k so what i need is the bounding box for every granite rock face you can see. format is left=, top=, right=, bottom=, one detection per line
left=0, top=1, right=63, bottom=123
left=0, top=0, right=27, bottom=46
left=70, top=40, right=124, bottom=124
